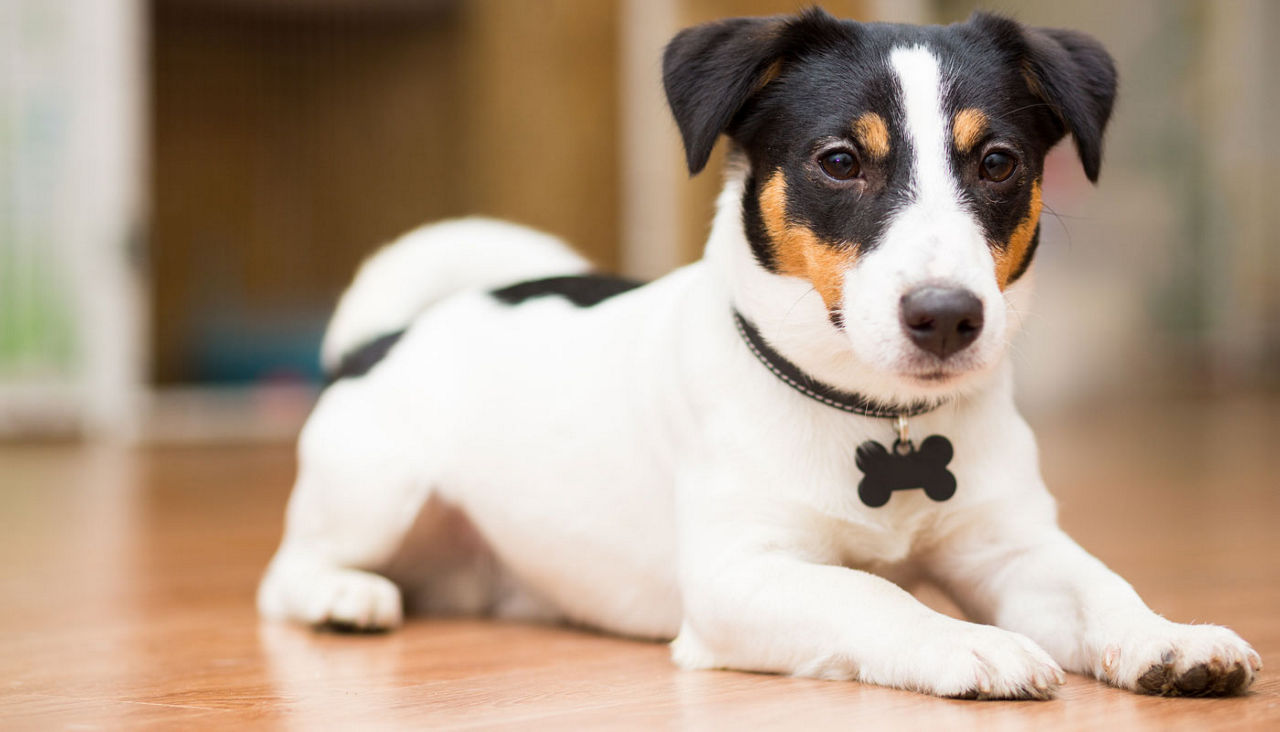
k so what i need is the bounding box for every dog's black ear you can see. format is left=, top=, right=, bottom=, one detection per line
left=972, top=13, right=1118, bottom=182
left=662, top=8, right=845, bottom=175
left=1024, top=25, right=1117, bottom=182
left=663, top=17, right=784, bottom=175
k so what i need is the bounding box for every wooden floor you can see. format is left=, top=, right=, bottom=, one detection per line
left=2, top=395, right=1278, bottom=730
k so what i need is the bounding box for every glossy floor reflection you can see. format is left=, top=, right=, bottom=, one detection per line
left=1, top=395, right=1278, bottom=729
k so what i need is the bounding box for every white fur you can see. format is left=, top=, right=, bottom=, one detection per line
left=259, top=47, right=1258, bottom=699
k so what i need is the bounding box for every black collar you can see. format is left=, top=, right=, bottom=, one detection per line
left=732, top=310, right=939, bottom=420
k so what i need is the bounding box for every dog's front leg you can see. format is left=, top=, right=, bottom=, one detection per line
left=670, top=480, right=1063, bottom=698
left=928, top=519, right=1261, bottom=696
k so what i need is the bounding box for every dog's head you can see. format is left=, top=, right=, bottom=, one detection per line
left=665, top=9, right=1116, bottom=400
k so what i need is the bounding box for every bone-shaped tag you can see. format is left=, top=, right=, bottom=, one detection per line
left=855, top=435, right=956, bottom=508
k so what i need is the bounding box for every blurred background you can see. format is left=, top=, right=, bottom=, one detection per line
left=1, top=0, right=1276, bottom=442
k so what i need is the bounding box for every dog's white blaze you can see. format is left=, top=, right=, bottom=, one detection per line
left=890, top=46, right=961, bottom=215
left=832, top=46, right=999, bottom=382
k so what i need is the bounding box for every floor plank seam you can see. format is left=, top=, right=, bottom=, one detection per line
left=12, top=692, right=232, bottom=713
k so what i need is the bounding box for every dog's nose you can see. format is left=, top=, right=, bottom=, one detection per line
left=899, top=286, right=984, bottom=358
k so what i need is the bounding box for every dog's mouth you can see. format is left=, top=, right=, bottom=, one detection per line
left=898, top=369, right=969, bottom=389
left=912, top=370, right=955, bottom=382
left=897, top=355, right=985, bottom=386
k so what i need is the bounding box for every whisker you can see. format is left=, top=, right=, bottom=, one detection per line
left=984, top=101, right=1058, bottom=123
left=780, top=286, right=817, bottom=330
left=1040, top=200, right=1073, bottom=249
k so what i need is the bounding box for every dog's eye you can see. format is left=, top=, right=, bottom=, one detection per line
left=819, top=150, right=861, bottom=181
left=980, top=151, right=1017, bottom=183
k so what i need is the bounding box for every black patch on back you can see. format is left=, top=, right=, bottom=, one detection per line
left=326, top=329, right=405, bottom=386
left=491, top=275, right=645, bottom=308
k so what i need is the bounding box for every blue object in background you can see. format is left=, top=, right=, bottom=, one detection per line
left=190, top=307, right=328, bottom=385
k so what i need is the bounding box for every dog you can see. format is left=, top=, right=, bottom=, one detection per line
left=258, top=8, right=1260, bottom=699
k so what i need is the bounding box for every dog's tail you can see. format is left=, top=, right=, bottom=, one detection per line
left=321, top=217, right=590, bottom=373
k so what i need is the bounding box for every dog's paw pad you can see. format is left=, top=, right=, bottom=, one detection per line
left=1135, top=654, right=1175, bottom=695
left=1134, top=655, right=1252, bottom=697
left=1105, top=624, right=1258, bottom=697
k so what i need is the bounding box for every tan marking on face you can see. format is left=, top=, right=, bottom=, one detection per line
left=952, top=108, right=988, bottom=153
left=1022, top=61, right=1065, bottom=127
left=852, top=112, right=890, bottom=160
left=759, top=171, right=857, bottom=309
left=995, top=180, right=1043, bottom=289
left=755, top=59, right=784, bottom=92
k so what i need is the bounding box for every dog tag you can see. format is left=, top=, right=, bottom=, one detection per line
left=855, top=435, right=956, bottom=508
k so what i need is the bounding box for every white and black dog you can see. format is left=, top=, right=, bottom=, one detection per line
left=259, top=9, right=1260, bottom=699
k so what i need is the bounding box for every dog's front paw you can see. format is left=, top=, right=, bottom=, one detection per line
left=906, top=623, right=1065, bottom=700
left=1099, top=622, right=1260, bottom=696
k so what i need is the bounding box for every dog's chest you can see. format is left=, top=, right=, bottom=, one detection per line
left=752, top=414, right=955, bottom=568
left=786, top=487, right=942, bottom=569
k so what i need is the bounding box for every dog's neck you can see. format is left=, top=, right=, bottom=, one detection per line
left=731, top=310, right=941, bottom=419
left=704, top=166, right=1008, bottom=411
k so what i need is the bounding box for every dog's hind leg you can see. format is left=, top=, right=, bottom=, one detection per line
left=257, top=385, right=450, bottom=631
left=259, top=467, right=562, bottom=631
left=257, top=475, right=421, bottom=631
